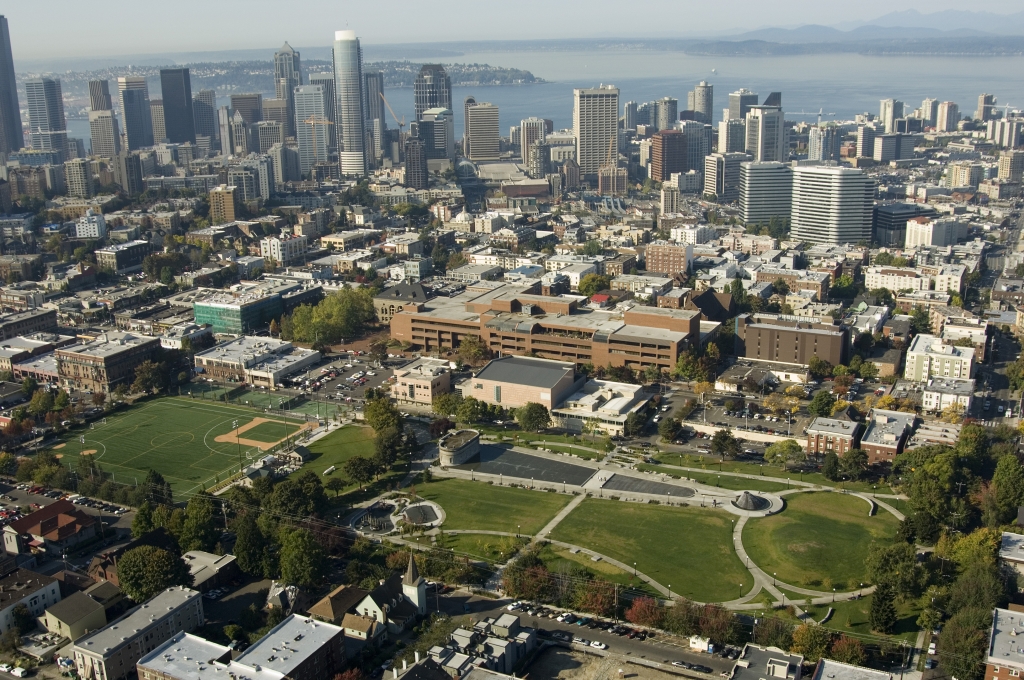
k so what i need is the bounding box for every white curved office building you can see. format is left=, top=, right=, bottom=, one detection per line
left=332, top=29, right=366, bottom=176
left=790, top=166, right=874, bottom=245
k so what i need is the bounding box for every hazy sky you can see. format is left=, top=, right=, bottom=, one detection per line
left=5, top=0, right=1024, bottom=61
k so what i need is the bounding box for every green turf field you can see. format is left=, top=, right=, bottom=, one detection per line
left=548, top=498, right=753, bottom=603
left=414, top=478, right=572, bottom=535
left=742, top=491, right=899, bottom=590
left=242, top=420, right=303, bottom=443
left=51, top=397, right=299, bottom=496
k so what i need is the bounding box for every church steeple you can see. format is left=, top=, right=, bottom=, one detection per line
left=402, top=553, right=426, bottom=616
left=403, top=552, right=422, bottom=585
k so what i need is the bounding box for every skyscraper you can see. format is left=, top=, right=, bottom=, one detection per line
left=414, top=65, right=451, bottom=120
left=687, top=82, right=713, bottom=124
left=332, top=29, right=366, bottom=176
left=745, top=106, right=785, bottom=162
left=230, top=94, right=263, bottom=125
left=718, top=119, right=746, bottom=153
left=193, top=90, right=217, bottom=141
left=274, top=43, right=302, bottom=138
left=808, top=125, right=840, bottom=162
left=739, top=161, right=792, bottom=226
left=650, top=129, right=685, bottom=182
left=703, top=151, right=750, bottom=202
left=466, top=102, right=499, bottom=161
left=418, top=108, right=455, bottom=160
left=623, top=101, right=637, bottom=131
left=879, top=99, right=904, bottom=133
left=150, top=99, right=166, bottom=143
left=160, top=68, right=195, bottom=144
left=89, top=110, right=120, bottom=158
left=363, top=71, right=386, bottom=159
left=404, top=139, right=428, bottom=189
left=573, top=85, right=619, bottom=179
left=89, top=80, right=112, bottom=111
left=0, top=16, right=22, bottom=154
left=920, top=98, right=939, bottom=128
left=790, top=166, right=874, bottom=245
left=728, top=89, right=759, bottom=121
left=856, top=125, right=877, bottom=158
left=654, top=97, right=677, bottom=131
left=463, top=96, right=477, bottom=155
left=520, top=117, right=546, bottom=160
left=25, top=78, right=66, bottom=152
left=976, top=93, right=996, bottom=122
left=118, top=77, right=154, bottom=150
left=294, top=84, right=329, bottom=174
left=678, top=120, right=713, bottom=174
left=937, top=102, right=960, bottom=133
left=308, top=73, right=337, bottom=151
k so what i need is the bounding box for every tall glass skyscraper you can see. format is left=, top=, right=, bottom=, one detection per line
left=294, top=85, right=329, bottom=175
left=0, top=16, right=22, bottom=154
left=160, top=68, right=195, bottom=144
left=118, top=76, right=154, bottom=150
left=308, top=73, right=337, bottom=151
left=274, top=43, right=302, bottom=138
left=332, top=30, right=366, bottom=176
left=414, top=65, right=451, bottom=120
left=25, top=77, right=66, bottom=152
left=193, top=89, right=217, bottom=141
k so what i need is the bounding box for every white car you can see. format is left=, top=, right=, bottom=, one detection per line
left=590, top=641, right=607, bottom=650
left=652, top=415, right=661, bottom=423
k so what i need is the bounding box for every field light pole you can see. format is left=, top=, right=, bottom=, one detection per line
left=232, top=420, right=240, bottom=467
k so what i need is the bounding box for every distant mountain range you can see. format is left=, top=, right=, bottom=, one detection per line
left=840, top=9, right=1024, bottom=35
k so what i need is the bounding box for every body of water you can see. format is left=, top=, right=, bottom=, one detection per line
left=67, top=49, right=1024, bottom=149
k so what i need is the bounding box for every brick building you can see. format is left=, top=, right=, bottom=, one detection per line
left=644, top=241, right=694, bottom=275
left=734, top=314, right=850, bottom=367
left=859, top=409, right=915, bottom=465
left=56, top=332, right=161, bottom=392
left=806, top=418, right=862, bottom=458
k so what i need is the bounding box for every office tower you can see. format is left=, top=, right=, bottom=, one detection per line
left=418, top=108, right=454, bottom=160
left=466, top=102, right=499, bottom=161
left=989, top=119, right=1023, bottom=149
left=230, top=93, right=263, bottom=125
left=240, top=154, right=274, bottom=200
left=113, top=151, right=144, bottom=195
left=937, top=102, right=960, bottom=132
left=948, top=161, right=983, bottom=188
left=404, top=139, right=428, bottom=189
left=527, top=140, right=549, bottom=178
left=25, top=77, right=66, bottom=151
left=661, top=185, right=680, bottom=214
left=0, top=16, right=21, bottom=154
left=790, top=166, right=874, bottom=245
left=879, top=99, right=904, bottom=133
left=808, top=125, right=840, bottom=162
left=856, top=125, right=877, bottom=158
left=718, top=119, right=746, bottom=154
left=254, top=121, right=284, bottom=153
left=687, top=82, right=713, bottom=124
left=729, top=89, right=759, bottom=120
left=229, top=111, right=249, bottom=155
left=739, top=161, right=792, bottom=225
left=574, top=85, right=619, bottom=179
left=227, top=166, right=259, bottom=202
left=150, top=99, right=166, bottom=143
left=414, top=64, right=451, bottom=120
left=294, top=85, right=329, bottom=174
left=873, top=133, right=912, bottom=162
left=654, top=97, right=677, bottom=131
left=745, top=107, right=785, bottom=162
left=89, top=110, right=120, bottom=158
left=118, top=77, right=154, bottom=150
left=998, top=150, right=1024, bottom=183
left=268, top=143, right=300, bottom=188
left=762, top=92, right=782, bottom=108
left=704, top=151, right=750, bottom=202
left=623, top=101, right=637, bottom=131
left=89, top=80, right=112, bottom=111
left=597, top=166, right=627, bottom=196
left=217, top=106, right=232, bottom=155
left=976, top=93, right=996, bottom=121
left=274, top=42, right=302, bottom=137
left=636, top=102, right=653, bottom=127
left=263, top=99, right=289, bottom=130
left=873, top=203, right=937, bottom=247
left=920, top=98, right=939, bottom=128
left=209, top=185, right=237, bottom=224
left=193, top=89, right=217, bottom=141
left=678, top=120, right=713, bottom=174
left=333, top=29, right=367, bottom=176
left=65, top=158, right=94, bottom=198
left=160, top=68, right=195, bottom=144
left=520, top=117, right=546, bottom=160
left=363, top=71, right=385, bottom=157
left=649, top=129, right=685, bottom=182
left=463, top=96, right=477, bottom=154
left=308, top=73, right=337, bottom=150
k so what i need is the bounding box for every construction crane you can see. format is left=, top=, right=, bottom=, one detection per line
left=379, top=92, right=405, bottom=134
left=597, top=132, right=618, bottom=196
left=302, top=115, right=334, bottom=165
left=791, top=109, right=837, bottom=125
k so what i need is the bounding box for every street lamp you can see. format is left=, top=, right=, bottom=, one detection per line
left=232, top=420, right=241, bottom=467
left=633, top=562, right=637, bottom=576
left=773, top=572, right=776, bottom=586
left=832, top=587, right=836, bottom=602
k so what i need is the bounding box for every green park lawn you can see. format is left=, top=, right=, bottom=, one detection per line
left=771, top=589, right=922, bottom=643
left=288, top=425, right=407, bottom=503
left=536, top=543, right=658, bottom=596
left=548, top=498, right=753, bottom=603
left=242, top=420, right=304, bottom=443
left=742, top=492, right=899, bottom=590
left=414, top=478, right=572, bottom=535
left=440, top=533, right=529, bottom=562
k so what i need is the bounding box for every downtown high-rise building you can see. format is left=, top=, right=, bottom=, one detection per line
left=623, top=101, right=637, bottom=131
left=308, top=72, right=337, bottom=150
left=790, top=166, right=874, bottom=245
left=703, top=151, right=750, bottom=202
left=89, top=80, right=112, bottom=111
left=160, top=68, right=195, bottom=144
left=718, top=119, right=746, bottom=154
left=274, top=43, right=302, bottom=137
left=25, top=77, right=67, bottom=153
left=193, top=89, right=217, bottom=141
left=150, top=99, right=166, bottom=143
left=294, top=85, right=329, bottom=174
left=976, top=93, right=997, bottom=122
left=936, top=101, right=960, bottom=133
left=333, top=29, right=367, bottom=176
left=404, top=138, right=428, bottom=189
left=414, top=64, right=451, bottom=120
left=920, top=98, right=939, bottom=128
left=573, top=85, right=619, bottom=179
left=879, top=99, right=904, bottom=133
left=744, top=106, right=785, bottom=162
left=678, top=120, right=713, bottom=175
left=520, top=117, right=546, bottom=159
left=230, top=93, right=263, bottom=125
left=739, top=161, right=792, bottom=226
left=363, top=71, right=386, bottom=159
left=464, top=96, right=477, bottom=153
left=0, top=16, right=22, bottom=154
left=654, top=97, right=677, bottom=131
left=650, top=129, right=685, bottom=182
left=808, top=125, right=840, bottom=162
left=89, top=110, right=120, bottom=158
left=118, top=77, right=154, bottom=150
left=728, top=89, right=759, bottom=121
left=465, top=102, right=499, bottom=161
left=687, top=81, right=713, bottom=123
left=856, top=124, right=877, bottom=158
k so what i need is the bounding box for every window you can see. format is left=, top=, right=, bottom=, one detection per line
left=494, top=386, right=501, bottom=403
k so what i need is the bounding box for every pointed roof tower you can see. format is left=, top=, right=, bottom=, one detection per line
left=404, top=552, right=423, bottom=586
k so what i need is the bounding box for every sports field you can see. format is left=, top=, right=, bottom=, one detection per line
left=50, top=397, right=311, bottom=496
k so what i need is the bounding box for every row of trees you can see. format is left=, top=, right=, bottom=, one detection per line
left=279, top=288, right=377, bottom=350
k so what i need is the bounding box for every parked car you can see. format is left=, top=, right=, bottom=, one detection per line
left=590, top=641, right=607, bottom=650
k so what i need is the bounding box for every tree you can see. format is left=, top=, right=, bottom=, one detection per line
left=179, top=494, right=218, bottom=552
left=791, top=624, right=832, bottom=663
left=754, top=616, right=793, bottom=650
left=711, top=429, right=741, bottom=459
left=456, top=396, right=484, bottom=424
left=624, top=596, right=663, bottom=628
left=364, top=397, right=401, bottom=432
left=516, top=403, right=551, bottom=432
left=432, top=392, right=462, bottom=416
left=658, top=417, right=681, bottom=441
left=27, top=389, right=53, bottom=417
left=54, top=389, right=71, bottom=410
left=938, top=608, right=989, bottom=680
left=233, top=513, right=267, bottom=577
left=869, top=583, right=897, bottom=633
left=118, top=546, right=193, bottom=602
left=940, top=402, right=966, bottom=424
left=828, top=635, right=865, bottom=665
left=990, top=454, right=1024, bottom=525
left=578, top=273, right=611, bottom=297
left=20, top=377, right=37, bottom=396
left=132, top=360, right=165, bottom=394
left=807, top=391, right=836, bottom=417
left=10, top=604, right=35, bottom=634
left=624, top=411, right=646, bottom=437
left=866, top=542, right=922, bottom=601
left=325, top=477, right=346, bottom=497
left=344, top=456, right=376, bottom=489
left=582, top=239, right=604, bottom=257
left=822, top=451, right=841, bottom=480
left=132, top=501, right=155, bottom=538
left=279, top=528, right=328, bottom=587
left=145, top=469, right=174, bottom=506
left=807, top=357, right=832, bottom=380
left=458, top=335, right=487, bottom=363
left=764, top=439, right=803, bottom=469
left=840, top=448, right=868, bottom=480
left=283, top=288, right=375, bottom=345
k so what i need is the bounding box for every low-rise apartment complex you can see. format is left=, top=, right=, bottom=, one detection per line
left=56, top=332, right=161, bottom=393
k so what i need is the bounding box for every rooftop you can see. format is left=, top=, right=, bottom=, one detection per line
left=474, top=355, right=577, bottom=389
left=731, top=644, right=803, bottom=680
left=806, top=417, right=861, bottom=437
left=138, top=632, right=284, bottom=680
left=811, top=659, right=891, bottom=680
left=999, top=532, right=1024, bottom=564
left=194, top=337, right=294, bottom=367
left=395, top=357, right=450, bottom=379
left=988, top=608, right=1024, bottom=670
left=235, top=615, right=343, bottom=676
left=923, top=378, right=975, bottom=396
left=75, top=587, right=201, bottom=657
left=57, top=332, right=158, bottom=359
left=0, top=569, right=56, bottom=609
left=45, top=590, right=104, bottom=624
left=861, top=409, right=916, bottom=447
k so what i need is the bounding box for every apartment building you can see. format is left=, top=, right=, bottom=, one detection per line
left=904, top=333, right=975, bottom=381
left=392, top=357, right=452, bottom=405
left=751, top=267, right=831, bottom=300
left=859, top=409, right=916, bottom=465
left=734, top=314, right=849, bottom=367
left=806, top=418, right=862, bottom=458
left=864, top=266, right=928, bottom=292
left=644, top=241, right=694, bottom=275
left=56, top=332, right=161, bottom=392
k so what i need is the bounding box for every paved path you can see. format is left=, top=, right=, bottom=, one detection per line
left=535, top=494, right=585, bottom=540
